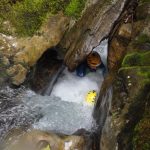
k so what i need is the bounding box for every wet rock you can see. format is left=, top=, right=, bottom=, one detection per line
left=31, top=49, right=63, bottom=94
left=100, top=2, right=150, bottom=149
left=132, top=105, right=150, bottom=150
left=0, top=34, right=22, bottom=86
left=118, top=23, right=132, bottom=39
left=108, top=4, right=150, bottom=69
left=108, top=36, right=127, bottom=70
left=61, top=0, right=128, bottom=71
left=138, top=43, right=150, bottom=51
left=4, top=130, right=87, bottom=150
left=100, top=67, right=150, bottom=150
left=7, top=64, right=27, bottom=86
left=2, top=56, right=10, bottom=66
left=0, top=13, right=70, bottom=86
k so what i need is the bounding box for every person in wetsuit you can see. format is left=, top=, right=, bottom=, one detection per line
left=76, top=51, right=105, bottom=77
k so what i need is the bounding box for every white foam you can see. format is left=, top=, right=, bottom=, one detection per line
left=51, top=68, right=103, bottom=104
left=23, top=68, right=104, bottom=134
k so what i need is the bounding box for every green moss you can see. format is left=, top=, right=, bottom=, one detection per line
left=0, top=0, right=71, bottom=36
left=118, top=66, right=150, bottom=87
left=137, top=68, right=150, bottom=78
left=136, top=34, right=150, bottom=44
left=65, top=0, right=86, bottom=18
left=140, top=0, right=150, bottom=4
left=122, top=52, right=150, bottom=67
left=0, top=0, right=89, bottom=36
left=133, top=108, right=150, bottom=150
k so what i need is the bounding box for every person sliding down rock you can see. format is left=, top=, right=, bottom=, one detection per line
left=76, top=51, right=105, bottom=77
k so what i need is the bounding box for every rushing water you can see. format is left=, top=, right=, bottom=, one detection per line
left=24, top=68, right=104, bottom=134
left=0, top=39, right=108, bottom=140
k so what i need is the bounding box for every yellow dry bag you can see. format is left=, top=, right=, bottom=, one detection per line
left=86, top=90, right=97, bottom=105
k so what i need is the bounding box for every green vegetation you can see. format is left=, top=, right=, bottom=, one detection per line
left=0, top=0, right=87, bottom=36
left=137, top=67, right=150, bottom=78
left=136, top=34, right=150, bottom=44
left=140, top=0, right=150, bottom=3
left=0, top=0, right=11, bottom=32
left=9, top=0, right=69, bottom=36
left=120, top=50, right=150, bottom=85
left=133, top=108, right=150, bottom=150
left=122, top=52, right=150, bottom=67
left=65, top=0, right=86, bottom=18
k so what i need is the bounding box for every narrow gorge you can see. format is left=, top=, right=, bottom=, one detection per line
left=0, top=0, right=149, bottom=150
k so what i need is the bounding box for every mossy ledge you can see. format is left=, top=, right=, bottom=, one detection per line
left=0, top=0, right=87, bottom=37
left=122, top=51, right=150, bottom=67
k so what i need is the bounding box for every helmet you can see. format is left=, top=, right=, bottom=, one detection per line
left=86, top=90, right=97, bottom=105
left=87, top=52, right=101, bottom=69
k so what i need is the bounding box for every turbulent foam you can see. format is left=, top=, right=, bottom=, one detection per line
left=23, top=68, right=103, bottom=134
left=51, top=68, right=103, bottom=103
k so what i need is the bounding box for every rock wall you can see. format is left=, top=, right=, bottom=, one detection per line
left=100, top=1, right=150, bottom=149
left=0, top=13, right=70, bottom=86
left=61, top=0, right=128, bottom=71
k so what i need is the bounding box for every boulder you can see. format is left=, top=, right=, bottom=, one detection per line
left=61, top=0, right=128, bottom=71
left=7, top=64, right=27, bottom=86
left=4, top=130, right=86, bottom=150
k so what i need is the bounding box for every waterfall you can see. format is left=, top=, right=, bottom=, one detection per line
left=93, top=39, right=108, bottom=68
left=94, top=87, right=112, bottom=128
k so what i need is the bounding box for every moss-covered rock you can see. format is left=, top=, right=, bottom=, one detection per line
left=3, top=130, right=87, bottom=150
left=133, top=106, right=150, bottom=150
left=0, top=0, right=87, bottom=37
left=101, top=1, right=150, bottom=150
left=122, top=52, right=150, bottom=67
left=65, top=0, right=87, bottom=19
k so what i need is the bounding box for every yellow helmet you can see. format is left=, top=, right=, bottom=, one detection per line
left=87, top=52, right=101, bottom=69
left=86, top=90, right=97, bottom=105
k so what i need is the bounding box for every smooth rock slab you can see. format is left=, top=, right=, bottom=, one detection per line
left=4, top=130, right=87, bottom=150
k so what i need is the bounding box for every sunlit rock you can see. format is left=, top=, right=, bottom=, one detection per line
left=4, top=130, right=86, bottom=150
left=14, top=13, right=70, bottom=67
left=61, top=0, right=127, bottom=71
left=2, top=56, right=10, bottom=66
left=7, top=64, right=27, bottom=86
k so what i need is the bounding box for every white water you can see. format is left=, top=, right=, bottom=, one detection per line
left=0, top=39, right=108, bottom=138
left=23, top=68, right=104, bottom=134
left=93, top=39, right=108, bottom=68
